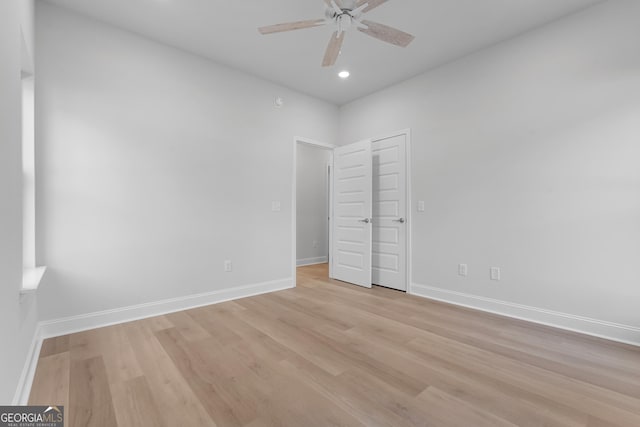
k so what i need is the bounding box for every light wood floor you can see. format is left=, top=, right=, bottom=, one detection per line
left=30, top=263, right=640, bottom=426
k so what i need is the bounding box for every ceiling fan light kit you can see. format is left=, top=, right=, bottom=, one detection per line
left=258, top=0, right=415, bottom=67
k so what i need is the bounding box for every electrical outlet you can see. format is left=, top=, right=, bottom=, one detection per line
left=417, top=201, right=425, bottom=212
left=490, top=267, right=501, bottom=281
left=224, top=260, right=232, bottom=272
left=312, top=240, right=318, bottom=248
left=271, top=201, right=281, bottom=212
left=458, top=264, right=468, bottom=277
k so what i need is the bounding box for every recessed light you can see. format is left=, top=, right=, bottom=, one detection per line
left=338, top=70, right=350, bottom=79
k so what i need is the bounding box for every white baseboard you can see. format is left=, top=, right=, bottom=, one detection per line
left=296, top=256, right=328, bottom=267
left=410, top=283, right=640, bottom=347
left=39, top=278, right=293, bottom=339
left=12, top=328, right=43, bottom=405
left=13, top=277, right=293, bottom=404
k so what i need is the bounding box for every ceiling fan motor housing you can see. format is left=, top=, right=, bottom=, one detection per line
left=337, top=14, right=353, bottom=32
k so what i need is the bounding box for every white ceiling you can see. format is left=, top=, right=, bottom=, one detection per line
left=43, top=0, right=602, bottom=105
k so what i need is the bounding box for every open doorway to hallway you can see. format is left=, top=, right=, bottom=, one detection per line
left=296, top=142, right=332, bottom=272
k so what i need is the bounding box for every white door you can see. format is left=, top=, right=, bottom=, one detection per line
left=372, top=134, right=407, bottom=291
left=331, top=140, right=372, bottom=288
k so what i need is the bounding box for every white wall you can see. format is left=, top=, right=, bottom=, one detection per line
left=35, top=3, right=338, bottom=321
left=339, top=1, right=640, bottom=339
left=296, top=144, right=331, bottom=265
left=0, top=0, right=38, bottom=404
left=19, top=0, right=35, bottom=75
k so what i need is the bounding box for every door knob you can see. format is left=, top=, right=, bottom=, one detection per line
left=358, top=218, right=371, bottom=224
left=393, top=218, right=405, bottom=223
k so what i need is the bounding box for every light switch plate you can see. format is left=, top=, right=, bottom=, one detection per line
left=490, top=267, right=501, bottom=281
left=417, top=201, right=425, bottom=212
left=458, top=264, right=468, bottom=277
left=271, top=201, right=281, bottom=212
left=224, top=260, right=232, bottom=272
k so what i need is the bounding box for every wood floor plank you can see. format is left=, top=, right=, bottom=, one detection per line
left=39, top=335, right=70, bottom=358
left=185, top=306, right=243, bottom=347
left=213, top=308, right=292, bottom=363
left=101, top=325, right=144, bottom=386
left=111, top=376, right=166, bottom=427
left=123, top=322, right=217, bottom=427
left=69, top=356, right=117, bottom=427
left=408, top=335, right=640, bottom=425
left=264, top=291, right=355, bottom=331
left=417, top=386, right=517, bottom=427
left=235, top=298, right=353, bottom=376
left=226, top=341, right=367, bottom=427
left=346, top=324, right=590, bottom=426
left=154, top=327, right=257, bottom=427
left=309, top=322, right=428, bottom=397
left=278, top=358, right=401, bottom=427
left=164, top=310, right=211, bottom=341
left=66, top=324, right=143, bottom=386
left=29, top=351, right=70, bottom=414
left=28, top=264, right=640, bottom=427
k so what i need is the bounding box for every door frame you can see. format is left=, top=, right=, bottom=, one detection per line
left=292, top=136, right=336, bottom=287
left=371, top=129, right=413, bottom=293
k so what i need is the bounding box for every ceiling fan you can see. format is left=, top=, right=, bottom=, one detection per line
left=258, top=0, right=415, bottom=67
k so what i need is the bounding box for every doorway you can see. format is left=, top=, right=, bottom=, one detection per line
left=292, top=137, right=335, bottom=283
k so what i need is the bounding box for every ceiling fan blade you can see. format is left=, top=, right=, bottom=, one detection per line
left=322, top=31, right=345, bottom=67
left=325, top=0, right=343, bottom=13
left=350, top=2, right=369, bottom=17
left=358, top=20, right=414, bottom=47
left=258, top=19, right=326, bottom=35
left=355, top=0, right=389, bottom=13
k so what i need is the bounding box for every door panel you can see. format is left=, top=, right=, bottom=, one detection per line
left=331, top=140, right=372, bottom=288
left=372, top=135, right=407, bottom=291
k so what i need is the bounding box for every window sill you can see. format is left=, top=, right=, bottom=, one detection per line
left=21, top=266, right=47, bottom=294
